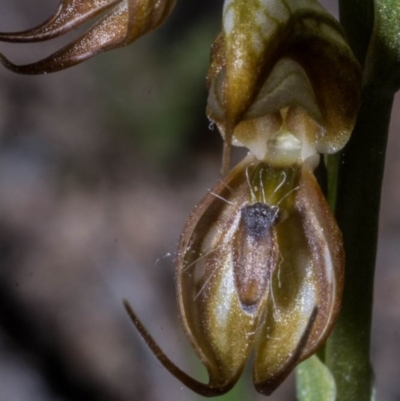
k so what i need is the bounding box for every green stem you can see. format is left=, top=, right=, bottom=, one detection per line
left=297, top=1, right=375, bottom=397
left=325, top=88, right=393, bottom=400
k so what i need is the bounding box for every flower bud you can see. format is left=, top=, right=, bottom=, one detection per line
left=0, top=0, right=176, bottom=74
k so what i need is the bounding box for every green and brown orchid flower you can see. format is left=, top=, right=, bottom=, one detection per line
left=125, top=0, right=361, bottom=396
left=0, top=0, right=362, bottom=397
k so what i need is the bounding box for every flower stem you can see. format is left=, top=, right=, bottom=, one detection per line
left=323, top=2, right=396, bottom=400
left=325, top=88, right=393, bottom=401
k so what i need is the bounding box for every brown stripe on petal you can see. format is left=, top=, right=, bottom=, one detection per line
left=294, top=165, right=344, bottom=358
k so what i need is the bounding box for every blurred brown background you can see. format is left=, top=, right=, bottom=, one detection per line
left=0, top=1, right=398, bottom=400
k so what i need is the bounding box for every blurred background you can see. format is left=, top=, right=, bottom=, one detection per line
left=0, top=1, right=398, bottom=400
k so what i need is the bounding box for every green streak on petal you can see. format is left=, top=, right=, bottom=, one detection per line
left=296, top=355, right=336, bottom=401
left=324, top=153, right=340, bottom=213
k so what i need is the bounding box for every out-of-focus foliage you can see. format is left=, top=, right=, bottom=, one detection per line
left=296, top=356, right=336, bottom=401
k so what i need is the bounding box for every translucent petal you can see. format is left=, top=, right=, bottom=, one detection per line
left=176, top=156, right=263, bottom=389
left=253, top=164, right=344, bottom=395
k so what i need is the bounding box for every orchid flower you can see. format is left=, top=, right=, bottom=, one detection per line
left=124, top=0, right=361, bottom=396
left=1, top=0, right=364, bottom=397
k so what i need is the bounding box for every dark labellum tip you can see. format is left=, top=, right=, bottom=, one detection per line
left=241, top=203, right=279, bottom=240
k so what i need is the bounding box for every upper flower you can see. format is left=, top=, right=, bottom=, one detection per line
left=0, top=0, right=176, bottom=74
